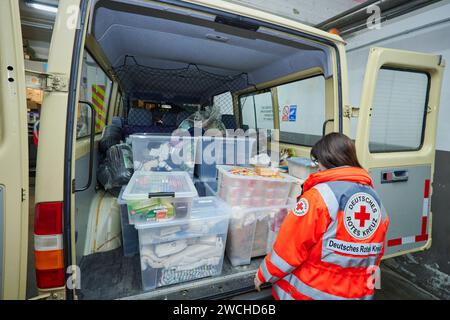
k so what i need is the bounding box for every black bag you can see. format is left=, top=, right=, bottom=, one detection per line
left=97, top=143, right=133, bottom=190
left=99, top=125, right=122, bottom=153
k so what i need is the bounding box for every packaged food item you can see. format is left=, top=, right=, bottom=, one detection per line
left=127, top=198, right=175, bottom=222
left=217, top=165, right=295, bottom=208
left=255, top=166, right=279, bottom=177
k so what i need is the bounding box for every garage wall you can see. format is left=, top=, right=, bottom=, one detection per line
left=346, top=1, right=450, bottom=151
left=345, top=1, right=450, bottom=298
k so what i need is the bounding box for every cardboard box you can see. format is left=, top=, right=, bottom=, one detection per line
left=26, top=88, right=43, bottom=105
left=25, top=72, right=44, bottom=89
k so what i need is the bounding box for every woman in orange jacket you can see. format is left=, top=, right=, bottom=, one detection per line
left=255, top=133, right=389, bottom=300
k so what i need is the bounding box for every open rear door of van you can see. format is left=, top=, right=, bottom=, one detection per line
left=0, top=0, right=29, bottom=299
left=33, top=0, right=91, bottom=299
left=355, top=47, right=445, bottom=258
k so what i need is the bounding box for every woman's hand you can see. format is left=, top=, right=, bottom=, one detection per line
left=254, top=272, right=263, bottom=292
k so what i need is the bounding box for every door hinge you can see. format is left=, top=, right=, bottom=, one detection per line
left=344, top=105, right=359, bottom=118
left=45, top=73, right=69, bottom=92
left=25, top=70, right=69, bottom=92
left=21, top=188, right=26, bottom=202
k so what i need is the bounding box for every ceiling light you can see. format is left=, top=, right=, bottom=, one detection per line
left=26, top=1, right=58, bottom=14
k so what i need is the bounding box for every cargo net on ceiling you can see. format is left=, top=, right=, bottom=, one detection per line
left=114, top=56, right=252, bottom=108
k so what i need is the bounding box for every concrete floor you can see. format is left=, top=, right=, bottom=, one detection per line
left=25, top=187, right=439, bottom=300
left=374, top=266, right=438, bottom=300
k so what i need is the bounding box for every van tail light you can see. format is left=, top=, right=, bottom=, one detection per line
left=34, top=202, right=65, bottom=289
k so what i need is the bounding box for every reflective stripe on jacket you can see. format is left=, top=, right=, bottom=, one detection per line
left=257, top=167, right=389, bottom=300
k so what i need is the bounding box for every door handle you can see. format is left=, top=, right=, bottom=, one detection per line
left=322, top=119, right=334, bottom=136
left=148, top=192, right=175, bottom=199
left=75, top=101, right=96, bottom=193
left=381, top=170, right=409, bottom=184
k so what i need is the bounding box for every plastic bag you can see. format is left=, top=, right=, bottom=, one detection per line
left=178, top=105, right=226, bottom=135
left=97, top=143, right=134, bottom=191
left=99, top=125, right=123, bottom=153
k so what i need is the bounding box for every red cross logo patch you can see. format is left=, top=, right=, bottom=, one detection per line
left=343, top=192, right=382, bottom=240
left=294, top=198, right=309, bottom=217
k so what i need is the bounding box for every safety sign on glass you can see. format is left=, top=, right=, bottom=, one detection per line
left=282, top=105, right=297, bottom=122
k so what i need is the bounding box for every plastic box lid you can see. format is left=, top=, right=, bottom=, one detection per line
left=217, top=165, right=296, bottom=183
left=287, top=157, right=317, bottom=168
left=122, top=171, right=198, bottom=201
left=117, top=186, right=127, bottom=205
left=134, top=196, right=231, bottom=229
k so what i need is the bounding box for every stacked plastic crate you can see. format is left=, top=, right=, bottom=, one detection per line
left=119, top=133, right=232, bottom=291
left=215, top=166, right=296, bottom=266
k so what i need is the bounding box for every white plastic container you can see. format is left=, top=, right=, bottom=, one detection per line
left=225, top=201, right=292, bottom=266
left=122, top=171, right=198, bottom=225
left=130, top=134, right=198, bottom=178
left=216, top=165, right=296, bottom=208
left=205, top=179, right=293, bottom=266
left=135, top=197, right=231, bottom=291
left=287, top=157, right=318, bottom=180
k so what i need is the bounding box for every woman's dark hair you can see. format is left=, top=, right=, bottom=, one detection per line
left=311, top=133, right=362, bottom=169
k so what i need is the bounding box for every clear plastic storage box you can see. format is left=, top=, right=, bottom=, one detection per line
left=195, top=136, right=257, bottom=179
left=130, top=134, right=198, bottom=178
left=117, top=186, right=139, bottom=256
left=135, top=197, right=231, bottom=291
left=225, top=201, right=293, bottom=266
left=287, top=157, right=318, bottom=180
left=122, top=171, right=198, bottom=225
left=216, top=166, right=296, bottom=208
left=203, top=180, right=294, bottom=267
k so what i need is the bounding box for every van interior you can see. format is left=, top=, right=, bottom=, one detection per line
left=75, top=0, right=335, bottom=299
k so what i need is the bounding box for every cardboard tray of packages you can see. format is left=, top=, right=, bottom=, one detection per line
left=216, top=165, right=296, bottom=208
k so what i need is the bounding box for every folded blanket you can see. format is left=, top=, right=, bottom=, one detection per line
left=141, top=236, right=224, bottom=270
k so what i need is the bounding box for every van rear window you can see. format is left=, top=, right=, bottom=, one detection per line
left=277, top=75, right=326, bottom=146
left=239, top=75, right=326, bottom=147
left=369, top=68, right=430, bottom=153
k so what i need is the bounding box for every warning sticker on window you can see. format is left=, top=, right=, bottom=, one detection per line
left=281, top=105, right=298, bottom=122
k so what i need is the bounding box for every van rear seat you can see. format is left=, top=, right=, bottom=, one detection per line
left=176, top=111, right=191, bottom=126
left=123, top=108, right=168, bottom=136
left=158, top=112, right=178, bottom=133
left=221, top=114, right=237, bottom=130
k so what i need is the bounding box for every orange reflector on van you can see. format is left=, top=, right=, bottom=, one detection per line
left=35, top=250, right=64, bottom=270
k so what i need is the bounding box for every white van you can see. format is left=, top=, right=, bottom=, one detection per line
left=0, top=0, right=444, bottom=299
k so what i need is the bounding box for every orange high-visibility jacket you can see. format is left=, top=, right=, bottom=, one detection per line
left=257, top=166, right=389, bottom=300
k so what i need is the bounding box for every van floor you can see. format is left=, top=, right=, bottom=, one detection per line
left=78, top=249, right=263, bottom=300
left=78, top=248, right=438, bottom=300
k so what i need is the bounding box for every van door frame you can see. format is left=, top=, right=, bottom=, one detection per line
left=62, top=0, right=91, bottom=300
